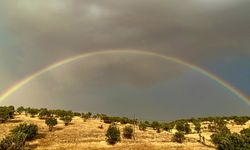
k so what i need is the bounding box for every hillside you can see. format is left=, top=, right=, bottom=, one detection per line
left=1, top=114, right=249, bottom=150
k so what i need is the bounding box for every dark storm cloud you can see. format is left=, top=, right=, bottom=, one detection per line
left=1, top=0, right=250, bottom=58
left=1, top=0, right=250, bottom=119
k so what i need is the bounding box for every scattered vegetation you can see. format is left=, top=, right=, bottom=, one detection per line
left=11, top=123, right=38, bottom=141
left=105, top=124, right=121, bottom=145
left=211, top=127, right=250, bottom=150
left=45, top=117, right=58, bottom=131
left=123, top=126, right=134, bottom=139
left=176, top=121, right=191, bottom=134
left=60, top=115, right=73, bottom=126
left=0, top=105, right=249, bottom=149
left=0, top=132, right=27, bottom=150
left=139, top=122, right=147, bottom=131
left=172, top=131, right=185, bottom=143
left=0, top=106, right=15, bottom=123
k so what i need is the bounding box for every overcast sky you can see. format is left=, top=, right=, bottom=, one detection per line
left=0, top=0, right=249, bottom=120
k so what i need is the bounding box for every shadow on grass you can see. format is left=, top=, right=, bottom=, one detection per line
left=7, top=119, right=23, bottom=124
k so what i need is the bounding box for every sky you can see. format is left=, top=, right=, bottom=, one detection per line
left=0, top=0, right=249, bottom=120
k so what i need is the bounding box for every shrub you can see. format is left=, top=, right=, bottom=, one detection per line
left=27, top=108, right=39, bottom=117
left=123, top=126, right=133, bottom=139
left=240, top=128, right=250, bottom=138
left=0, top=107, right=9, bottom=123
left=193, top=121, right=201, bottom=133
left=11, top=123, right=38, bottom=141
left=82, top=112, right=92, bottom=121
left=16, top=106, right=25, bottom=115
left=0, top=106, right=15, bottom=123
left=211, top=132, right=248, bottom=150
left=172, top=131, right=185, bottom=143
left=0, top=132, right=27, bottom=150
left=60, top=116, right=73, bottom=126
left=162, top=122, right=175, bottom=132
left=151, top=121, right=161, bottom=130
left=139, top=122, right=147, bottom=131
left=234, top=116, right=249, bottom=125
left=45, top=117, right=57, bottom=131
left=38, top=108, right=51, bottom=119
left=176, top=122, right=191, bottom=134
left=105, top=124, right=121, bottom=145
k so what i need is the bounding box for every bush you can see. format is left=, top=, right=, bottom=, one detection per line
left=38, top=108, right=51, bottom=119
left=11, top=123, right=38, bottom=141
left=172, top=131, right=185, bottom=143
left=211, top=127, right=250, bottom=150
left=16, top=106, right=25, bottom=115
left=27, top=108, right=39, bottom=118
left=105, top=124, right=121, bottom=145
left=193, top=121, right=201, bottom=133
left=240, top=128, right=250, bottom=138
left=234, top=116, right=249, bottom=125
left=162, top=122, right=175, bottom=132
left=176, top=122, right=191, bottom=134
left=60, top=116, right=73, bottom=126
left=82, top=112, right=92, bottom=121
left=45, top=117, right=57, bottom=131
left=0, top=106, right=15, bottom=123
left=0, top=132, right=27, bottom=150
left=151, top=121, right=161, bottom=130
left=123, top=126, right=133, bottom=139
left=139, top=122, right=147, bottom=131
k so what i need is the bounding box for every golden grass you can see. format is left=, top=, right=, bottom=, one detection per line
left=0, top=115, right=249, bottom=150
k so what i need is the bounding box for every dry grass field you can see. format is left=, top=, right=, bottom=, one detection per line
left=0, top=115, right=249, bottom=150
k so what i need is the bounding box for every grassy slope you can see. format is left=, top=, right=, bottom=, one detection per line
left=0, top=115, right=249, bottom=150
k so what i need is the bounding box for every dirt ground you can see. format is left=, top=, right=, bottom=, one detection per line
left=0, top=115, right=249, bottom=150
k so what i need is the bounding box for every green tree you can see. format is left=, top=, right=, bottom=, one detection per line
left=139, top=122, right=147, bottom=131
left=172, top=131, right=185, bottom=143
left=45, top=117, right=58, bottom=131
left=176, top=122, right=191, bottom=134
left=11, top=123, right=38, bottom=141
left=151, top=121, right=161, bottom=130
left=60, top=116, right=73, bottom=126
left=105, top=124, right=121, bottom=145
left=82, top=112, right=92, bottom=122
left=123, top=126, right=134, bottom=139
left=16, top=106, right=25, bottom=115
left=28, top=108, right=39, bottom=118
left=193, top=121, right=201, bottom=133
left=0, top=132, right=27, bottom=150
left=38, top=108, right=51, bottom=119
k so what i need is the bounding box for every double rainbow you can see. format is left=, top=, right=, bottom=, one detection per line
left=0, top=50, right=249, bottom=105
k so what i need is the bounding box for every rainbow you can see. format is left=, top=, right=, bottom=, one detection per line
left=0, top=49, right=249, bottom=105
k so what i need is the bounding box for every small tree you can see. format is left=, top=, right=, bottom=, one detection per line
left=123, top=126, right=134, bottom=139
left=151, top=121, right=161, bottom=130
left=172, top=131, right=185, bottom=143
left=105, top=124, right=121, bottom=145
left=176, top=122, right=191, bottom=134
left=234, top=116, right=249, bottom=125
left=38, top=108, right=51, bottom=119
left=0, top=107, right=9, bottom=123
left=45, top=117, right=57, bottom=131
left=28, top=108, right=39, bottom=118
left=0, top=106, right=15, bottom=123
left=16, top=106, right=25, bottom=115
left=193, top=121, right=201, bottom=133
left=0, top=132, right=27, bottom=150
left=11, top=123, right=38, bottom=141
left=60, top=116, right=73, bottom=126
left=139, top=122, right=147, bottom=131
left=82, top=112, right=92, bottom=122
left=163, top=122, right=175, bottom=132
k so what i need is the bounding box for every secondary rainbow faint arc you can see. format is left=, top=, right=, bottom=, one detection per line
left=0, top=49, right=249, bottom=105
